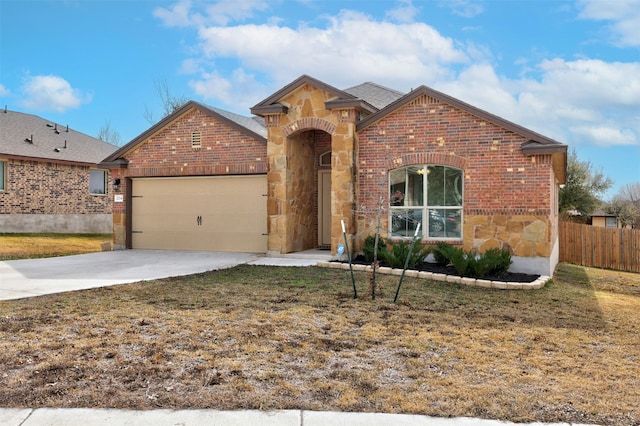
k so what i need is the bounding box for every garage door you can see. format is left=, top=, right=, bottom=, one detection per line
left=131, top=175, right=267, bottom=252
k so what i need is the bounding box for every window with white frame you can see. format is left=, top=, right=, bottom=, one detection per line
left=0, top=160, right=5, bottom=191
left=389, top=165, right=463, bottom=239
left=89, top=169, right=107, bottom=195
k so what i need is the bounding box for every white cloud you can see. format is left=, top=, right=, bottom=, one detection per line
left=20, top=75, right=90, bottom=112
left=191, top=9, right=468, bottom=96
left=438, top=0, right=484, bottom=18
left=0, top=84, right=9, bottom=97
left=578, top=0, right=640, bottom=47
left=385, top=0, right=420, bottom=23
left=154, top=0, right=269, bottom=27
left=189, top=68, right=266, bottom=112
left=202, top=0, right=269, bottom=25
left=156, top=1, right=639, bottom=149
left=434, top=63, right=519, bottom=119
left=534, top=59, right=640, bottom=109
left=436, top=58, right=640, bottom=147
left=154, top=0, right=194, bottom=27
left=570, top=125, right=637, bottom=146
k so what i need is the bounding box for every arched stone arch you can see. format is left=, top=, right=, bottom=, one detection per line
left=282, top=117, right=337, bottom=138
left=387, top=152, right=467, bottom=171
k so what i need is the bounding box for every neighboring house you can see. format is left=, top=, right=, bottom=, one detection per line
left=591, top=210, right=620, bottom=228
left=0, top=108, right=118, bottom=233
left=100, top=75, right=567, bottom=276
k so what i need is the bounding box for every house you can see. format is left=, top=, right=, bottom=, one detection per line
left=591, top=210, right=620, bottom=228
left=0, top=108, right=118, bottom=233
left=100, top=75, right=567, bottom=276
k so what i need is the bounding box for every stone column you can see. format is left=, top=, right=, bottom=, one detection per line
left=331, top=122, right=356, bottom=254
left=266, top=123, right=288, bottom=254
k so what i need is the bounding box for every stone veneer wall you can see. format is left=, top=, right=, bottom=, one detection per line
left=109, top=107, right=268, bottom=249
left=355, top=94, right=558, bottom=275
left=263, top=83, right=356, bottom=254
left=0, top=158, right=112, bottom=233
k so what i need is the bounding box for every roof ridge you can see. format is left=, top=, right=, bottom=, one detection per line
left=345, top=81, right=406, bottom=96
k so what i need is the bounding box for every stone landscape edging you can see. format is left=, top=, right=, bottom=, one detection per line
left=317, top=261, right=551, bottom=290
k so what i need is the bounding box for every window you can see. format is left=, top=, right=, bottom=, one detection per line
left=389, top=165, right=463, bottom=239
left=319, top=151, right=331, bottom=167
left=89, top=169, right=107, bottom=195
left=605, top=216, right=617, bottom=228
left=0, top=160, right=5, bottom=191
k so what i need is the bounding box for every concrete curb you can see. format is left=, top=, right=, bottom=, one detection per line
left=317, top=261, right=551, bottom=290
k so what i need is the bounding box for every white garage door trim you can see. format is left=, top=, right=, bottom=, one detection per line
left=131, top=175, right=267, bottom=253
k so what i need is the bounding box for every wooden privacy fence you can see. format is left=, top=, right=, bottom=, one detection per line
left=559, top=221, right=640, bottom=273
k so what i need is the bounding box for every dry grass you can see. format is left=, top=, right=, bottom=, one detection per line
left=0, top=262, right=638, bottom=425
left=0, top=234, right=112, bottom=260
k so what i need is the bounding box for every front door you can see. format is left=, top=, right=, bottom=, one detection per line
left=318, top=170, right=331, bottom=248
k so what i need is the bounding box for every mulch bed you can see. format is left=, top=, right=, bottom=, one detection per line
left=343, top=255, right=540, bottom=283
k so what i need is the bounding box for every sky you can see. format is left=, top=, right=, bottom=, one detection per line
left=1, top=0, right=638, bottom=199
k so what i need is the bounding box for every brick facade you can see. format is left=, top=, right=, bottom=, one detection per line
left=108, top=107, right=268, bottom=248
left=356, top=95, right=560, bottom=264
left=0, top=158, right=112, bottom=215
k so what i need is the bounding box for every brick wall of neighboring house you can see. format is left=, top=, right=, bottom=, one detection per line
left=0, top=158, right=113, bottom=232
left=356, top=94, right=558, bottom=272
left=109, top=107, right=268, bottom=248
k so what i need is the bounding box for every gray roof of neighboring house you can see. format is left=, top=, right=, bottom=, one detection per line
left=0, top=109, right=118, bottom=164
left=343, top=82, right=405, bottom=110
left=591, top=210, right=616, bottom=217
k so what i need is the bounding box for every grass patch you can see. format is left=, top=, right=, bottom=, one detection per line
left=0, top=262, right=638, bottom=424
left=0, top=233, right=111, bottom=260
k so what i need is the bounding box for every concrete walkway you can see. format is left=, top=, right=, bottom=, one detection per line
left=0, top=250, right=598, bottom=425
left=0, top=249, right=326, bottom=300
left=0, top=408, right=598, bottom=426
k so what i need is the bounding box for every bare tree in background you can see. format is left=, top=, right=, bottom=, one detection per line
left=606, top=182, right=640, bottom=228
left=97, top=120, right=122, bottom=146
left=144, top=79, right=189, bottom=125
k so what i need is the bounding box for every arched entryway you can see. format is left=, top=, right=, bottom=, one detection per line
left=284, top=129, right=332, bottom=251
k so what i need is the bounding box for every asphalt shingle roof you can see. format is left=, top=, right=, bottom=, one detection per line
left=203, top=104, right=267, bottom=138
left=0, top=109, right=118, bottom=164
left=343, top=82, right=405, bottom=110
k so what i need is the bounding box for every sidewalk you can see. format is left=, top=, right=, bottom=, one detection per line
left=0, top=408, right=598, bottom=426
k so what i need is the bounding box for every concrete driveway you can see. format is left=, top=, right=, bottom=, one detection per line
left=0, top=250, right=325, bottom=301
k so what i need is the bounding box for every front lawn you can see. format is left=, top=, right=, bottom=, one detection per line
left=0, top=263, right=638, bottom=424
left=0, top=233, right=112, bottom=260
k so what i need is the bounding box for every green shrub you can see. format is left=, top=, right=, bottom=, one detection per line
left=363, top=234, right=386, bottom=263
left=379, top=239, right=429, bottom=269
left=446, top=247, right=512, bottom=278
left=481, top=247, right=512, bottom=276
left=446, top=246, right=471, bottom=276
left=431, top=241, right=454, bottom=265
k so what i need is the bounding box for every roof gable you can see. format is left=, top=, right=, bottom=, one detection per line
left=250, top=74, right=362, bottom=115
left=101, top=101, right=266, bottom=164
left=355, top=85, right=567, bottom=183
left=0, top=109, right=118, bottom=164
left=357, top=85, right=564, bottom=148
